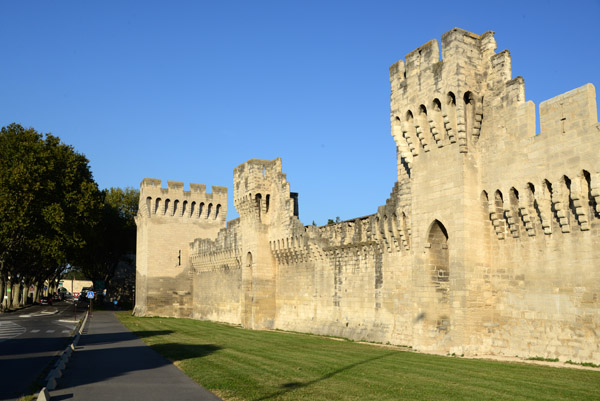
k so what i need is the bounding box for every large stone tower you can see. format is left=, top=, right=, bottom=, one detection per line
left=388, top=28, right=499, bottom=350
left=134, top=178, right=227, bottom=317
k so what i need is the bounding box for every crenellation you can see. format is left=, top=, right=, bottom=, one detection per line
left=404, top=39, right=439, bottom=79
left=504, top=76, right=526, bottom=106
left=136, top=28, right=600, bottom=364
left=189, top=183, right=206, bottom=193
left=389, top=59, right=406, bottom=90
left=167, top=180, right=184, bottom=191
left=141, top=177, right=161, bottom=188
left=138, top=178, right=227, bottom=222
left=489, top=50, right=512, bottom=87
left=540, top=84, right=598, bottom=137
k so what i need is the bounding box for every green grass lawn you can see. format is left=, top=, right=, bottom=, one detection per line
left=116, top=313, right=600, bottom=401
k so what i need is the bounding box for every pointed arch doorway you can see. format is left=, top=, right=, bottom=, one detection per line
left=426, top=220, right=450, bottom=337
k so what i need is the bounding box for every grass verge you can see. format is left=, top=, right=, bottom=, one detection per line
left=116, top=313, right=600, bottom=401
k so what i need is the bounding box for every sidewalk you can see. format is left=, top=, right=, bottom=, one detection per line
left=49, top=311, right=222, bottom=401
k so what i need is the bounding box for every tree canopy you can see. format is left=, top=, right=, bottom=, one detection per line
left=0, top=123, right=140, bottom=308
left=76, top=187, right=138, bottom=286
left=0, top=124, right=104, bottom=304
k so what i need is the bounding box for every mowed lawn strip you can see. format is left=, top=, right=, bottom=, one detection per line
left=116, top=313, right=600, bottom=401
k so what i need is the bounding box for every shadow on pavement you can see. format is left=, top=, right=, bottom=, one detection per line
left=75, top=330, right=174, bottom=346
left=55, top=343, right=221, bottom=389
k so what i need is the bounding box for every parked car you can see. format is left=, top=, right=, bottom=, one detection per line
left=39, top=296, right=52, bottom=305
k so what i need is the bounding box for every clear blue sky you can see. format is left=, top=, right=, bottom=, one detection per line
left=1, top=1, right=599, bottom=225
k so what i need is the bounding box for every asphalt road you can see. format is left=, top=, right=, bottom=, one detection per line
left=0, top=301, right=85, bottom=401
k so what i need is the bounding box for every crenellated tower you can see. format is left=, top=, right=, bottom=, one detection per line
left=134, top=178, right=227, bottom=317
left=233, top=158, right=300, bottom=329
left=388, top=28, right=505, bottom=350
left=389, top=28, right=498, bottom=177
left=388, top=28, right=600, bottom=358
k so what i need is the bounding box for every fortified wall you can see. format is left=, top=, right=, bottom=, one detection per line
left=135, top=28, right=600, bottom=364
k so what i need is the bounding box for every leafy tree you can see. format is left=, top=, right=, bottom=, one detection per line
left=327, top=217, right=341, bottom=225
left=76, top=187, right=139, bottom=290
left=0, top=123, right=103, bottom=307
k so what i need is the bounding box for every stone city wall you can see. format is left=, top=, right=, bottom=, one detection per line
left=135, top=28, right=600, bottom=364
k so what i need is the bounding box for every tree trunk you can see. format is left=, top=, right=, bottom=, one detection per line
left=21, top=281, right=28, bottom=305
left=3, top=283, right=9, bottom=309
left=0, top=280, right=4, bottom=312
left=33, top=284, right=40, bottom=303
left=23, top=280, right=30, bottom=304
left=12, top=282, right=20, bottom=307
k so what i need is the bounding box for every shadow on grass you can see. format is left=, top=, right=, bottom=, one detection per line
left=134, top=330, right=175, bottom=339
left=253, top=352, right=394, bottom=401
left=150, top=343, right=223, bottom=361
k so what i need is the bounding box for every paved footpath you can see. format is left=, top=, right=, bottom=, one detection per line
left=49, top=311, right=222, bottom=401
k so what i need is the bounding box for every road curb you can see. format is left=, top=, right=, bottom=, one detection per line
left=38, top=309, right=88, bottom=396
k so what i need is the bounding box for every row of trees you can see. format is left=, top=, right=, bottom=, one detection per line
left=0, top=124, right=138, bottom=310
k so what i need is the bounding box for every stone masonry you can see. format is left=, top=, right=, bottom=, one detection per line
left=134, top=28, right=600, bottom=364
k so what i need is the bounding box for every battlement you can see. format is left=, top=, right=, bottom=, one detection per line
left=540, top=83, right=598, bottom=137
left=388, top=28, right=502, bottom=163
left=138, top=178, right=227, bottom=222
left=233, top=158, right=298, bottom=223
left=390, top=28, right=497, bottom=88
left=388, top=27, right=599, bottom=186
left=233, top=158, right=284, bottom=199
